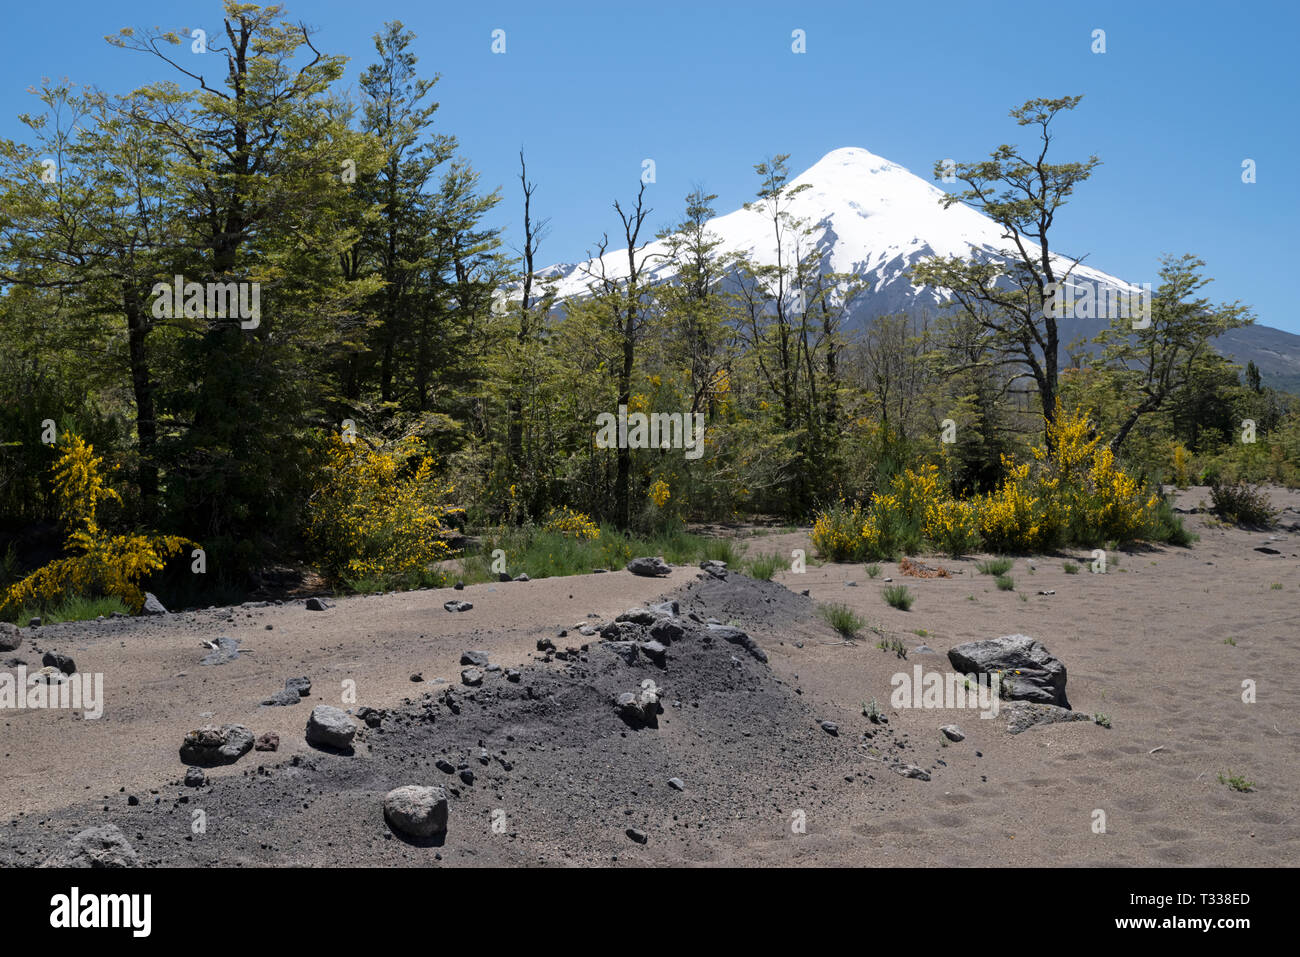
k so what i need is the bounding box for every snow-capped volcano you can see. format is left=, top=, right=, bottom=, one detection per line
left=542, top=146, right=1137, bottom=324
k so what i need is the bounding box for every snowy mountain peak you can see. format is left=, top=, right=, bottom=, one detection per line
left=543, top=148, right=1134, bottom=323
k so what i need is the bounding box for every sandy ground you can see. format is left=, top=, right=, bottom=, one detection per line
left=1, top=485, right=1297, bottom=867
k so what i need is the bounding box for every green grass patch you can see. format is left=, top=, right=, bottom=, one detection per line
left=743, top=552, right=788, bottom=581
left=976, top=557, right=1014, bottom=576
left=994, top=574, right=1015, bottom=591
left=818, top=603, right=865, bottom=638
left=882, top=585, right=915, bottom=611
left=12, top=594, right=133, bottom=626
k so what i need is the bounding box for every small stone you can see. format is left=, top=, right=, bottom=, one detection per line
left=443, top=600, right=473, bottom=613
left=184, top=767, right=206, bottom=787
left=383, top=785, right=449, bottom=838
left=179, top=724, right=254, bottom=767
left=41, top=652, right=76, bottom=675
left=625, top=827, right=648, bottom=844
left=254, top=731, right=279, bottom=752
left=460, top=651, right=489, bottom=667
left=305, top=706, right=357, bottom=750
left=819, top=720, right=839, bottom=736
left=304, top=597, right=331, bottom=611
left=142, top=592, right=168, bottom=615
left=667, top=777, right=685, bottom=791
left=460, top=667, right=484, bottom=687
left=940, top=725, right=965, bottom=742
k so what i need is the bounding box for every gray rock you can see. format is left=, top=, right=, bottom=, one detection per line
left=460, top=650, right=489, bottom=667
left=625, top=827, right=648, bottom=844
left=505, top=669, right=521, bottom=682
left=536, top=636, right=556, bottom=652
left=940, top=724, right=965, bottom=742
left=42, top=652, right=76, bottom=675
left=947, top=634, right=1069, bottom=707
left=637, top=639, right=668, bottom=666
left=184, top=767, right=206, bottom=787
left=304, top=597, right=331, bottom=611
left=699, top=560, right=728, bottom=579
left=819, top=720, right=839, bottom=736
left=179, top=724, right=254, bottom=767
left=604, top=641, right=640, bottom=665
left=384, top=785, right=449, bottom=838
left=460, top=667, right=484, bottom=686
left=443, top=600, right=473, bottom=613
left=0, top=622, right=21, bottom=652
left=199, top=636, right=241, bottom=665
left=892, top=763, right=931, bottom=781
left=615, top=688, right=659, bottom=724
left=285, top=676, right=311, bottom=697
left=305, top=705, right=357, bottom=750
left=667, top=777, right=685, bottom=791
left=260, top=687, right=301, bottom=707
left=627, top=556, right=671, bottom=577
left=649, top=617, right=688, bottom=644
left=616, top=608, right=659, bottom=625
left=706, top=624, right=768, bottom=664
left=42, top=824, right=137, bottom=868
left=600, top=620, right=640, bottom=641
left=1003, top=702, right=1094, bottom=735
left=254, top=731, right=279, bottom=751
left=142, top=592, right=168, bottom=615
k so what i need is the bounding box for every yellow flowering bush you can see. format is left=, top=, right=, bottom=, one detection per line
left=811, top=500, right=869, bottom=561
left=1, top=435, right=191, bottom=615
left=305, top=435, right=454, bottom=587
left=1035, top=406, right=1159, bottom=545
left=809, top=406, right=1162, bottom=560
left=978, top=459, right=1062, bottom=553
left=648, top=479, right=671, bottom=508
left=923, top=497, right=982, bottom=557
left=541, top=506, right=600, bottom=540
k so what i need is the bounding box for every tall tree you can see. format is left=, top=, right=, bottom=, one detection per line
left=911, top=96, right=1100, bottom=448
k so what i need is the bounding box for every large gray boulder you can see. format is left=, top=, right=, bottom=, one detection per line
left=946, top=634, right=1069, bottom=708
left=383, top=785, right=449, bottom=838
left=142, top=592, right=168, bottom=615
left=305, top=705, right=357, bottom=750
left=626, top=556, right=671, bottom=577
left=42, top=824, right=138, bottom=868
left=179, top=724, right=255, bottom=766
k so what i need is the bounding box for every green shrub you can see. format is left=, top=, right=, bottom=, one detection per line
left=819, top=603, right=865, bottom=638
left=1209, top=480, right=1275, bottom=527
left=976, top=557, right=1013, bottom=576
left=882, top=585, right=914, bottom=610
left=744, top=552, right=787, bottom=581
left=994, top=574, right=1015, bottom=591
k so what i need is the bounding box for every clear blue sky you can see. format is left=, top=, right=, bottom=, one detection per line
left=3, top=1, right=1295, bottom=330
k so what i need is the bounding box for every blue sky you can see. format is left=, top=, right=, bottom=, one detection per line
left=3, top=1, right=1295, bottom=330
